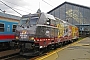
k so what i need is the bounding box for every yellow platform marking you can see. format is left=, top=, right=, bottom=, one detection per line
left=74, top=43, right=90, bottom=47
left=35, top=51, right=58, bottom=60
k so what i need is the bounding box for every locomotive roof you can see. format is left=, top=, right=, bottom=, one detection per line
left=43, top=12, right=56, bottom=20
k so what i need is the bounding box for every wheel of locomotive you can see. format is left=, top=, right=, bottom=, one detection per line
left=47, top=45, right=52, bottom=52
left=57, top=42, right=61, bottom=48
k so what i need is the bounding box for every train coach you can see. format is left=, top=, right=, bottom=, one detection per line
left=0, top=12, right=20, bottom=51
left=12, top=12, right=79, bottom=56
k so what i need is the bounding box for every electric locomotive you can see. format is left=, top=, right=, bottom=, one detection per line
left=13, top=12, right=79, bottom=56
left=13, top=12, right=59, bottom=56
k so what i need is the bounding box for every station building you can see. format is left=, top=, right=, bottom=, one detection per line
left=48, top=2, right=90, bottom=36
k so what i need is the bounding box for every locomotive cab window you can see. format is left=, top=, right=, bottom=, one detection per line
left=30, top=15, right=39, bottom=25
left=13, top=25, right=17, bottom=32
left=20, top=18, right=29, bottom=25
left=30, top=17, right=39, bottom=25
left=0, top=23, right=4, bottom=32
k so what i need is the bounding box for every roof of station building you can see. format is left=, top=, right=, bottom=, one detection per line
left=48, top=2, right=90, bottom=13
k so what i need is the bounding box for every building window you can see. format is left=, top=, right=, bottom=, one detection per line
left=13, top=25, right=17, bottom=32
left=0, top=23, right=4, bottom=32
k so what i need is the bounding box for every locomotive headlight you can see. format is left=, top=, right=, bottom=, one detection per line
left=29, top=37, right=36, bottom=41
left=16, top=36, right=19, bottom=39
left=30, top=37, right=34, bottom=40
left=22, top=30, right=27, bottom=34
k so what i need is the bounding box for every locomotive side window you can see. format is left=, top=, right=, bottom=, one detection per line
left=30, top=16, right=39, bottom=25
left=13, top=25, right=17, bottom=32
left=30, top=17, right=39, bottom=25
left=0, top=23, right=4, bottom=32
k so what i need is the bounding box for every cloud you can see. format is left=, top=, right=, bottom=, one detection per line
left=3, top=0, right=26, bottom=7
left=0, top=2, right=8, bottom=11
left=0, top=0, right=90, bottom=16
left=0, top=0, right=28, bottom=16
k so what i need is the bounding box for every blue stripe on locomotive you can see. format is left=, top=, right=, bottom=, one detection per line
left=0, top=20, right=18, bottom=42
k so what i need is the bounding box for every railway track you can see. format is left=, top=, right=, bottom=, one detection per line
left=0, top=49, right=20, bottom=60
left=6, top=52, right=48, bottom=60
left=0, top=50, right=50, bottom=60
left=0, top=54, right=19, bottom=60
left=0, top=48, right=48, bottom=60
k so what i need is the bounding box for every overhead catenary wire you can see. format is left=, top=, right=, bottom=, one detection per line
left=12, top=7, right=30, bottom=13
left=42, top=0, right=53, bottom=7
left=3, top=0, right=35, bottom=13
left=0, top=0, right=53, bottom=16
left=0, top=9, right=6, bottom=13
left=1, top=0, right=30, bottom=13
left=0, top=9, right=3, bottom=12
left=0, top=0, right=22, bottom=16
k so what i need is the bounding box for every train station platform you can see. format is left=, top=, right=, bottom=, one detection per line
left=36, top=37, right=90, bottom=60
left=56, top=37, right=90, bottom=60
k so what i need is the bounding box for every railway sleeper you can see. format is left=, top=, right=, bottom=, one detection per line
left=0, top=42, right=10, bottom=51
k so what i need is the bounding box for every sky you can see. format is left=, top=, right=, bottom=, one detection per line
left=0, top=0, right=90, bottom=16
